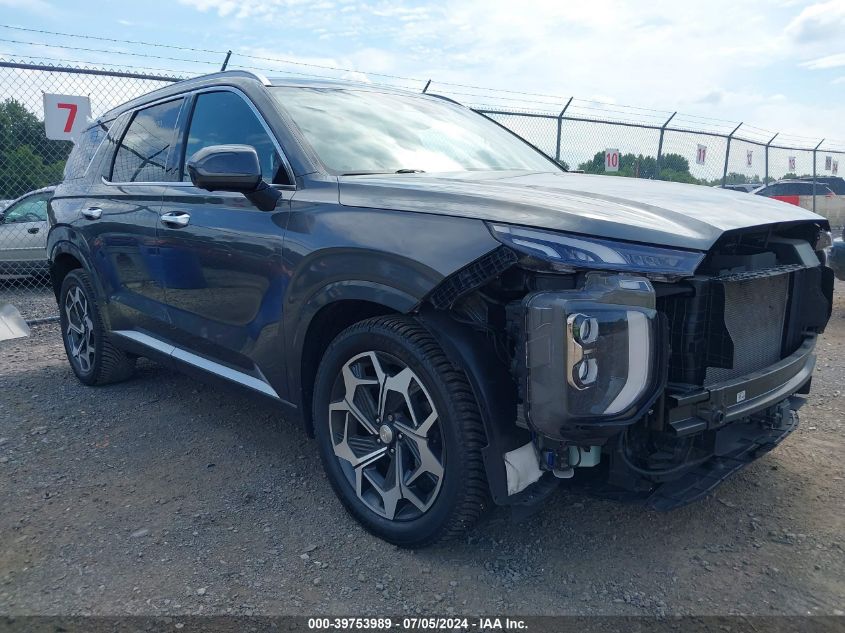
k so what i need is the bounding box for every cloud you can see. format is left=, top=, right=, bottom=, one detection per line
left=170, top=0, right=845, bottom=140
left=0, top=0, right=54, bottom=13
left=786, top=0, right=845, bottom=43
left=802, top=52, right=845, bottom=69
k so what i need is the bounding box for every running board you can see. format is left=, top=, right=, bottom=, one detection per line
left=111, top=330, right=282, bottom=401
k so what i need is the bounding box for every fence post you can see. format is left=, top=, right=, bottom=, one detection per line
left=765, top=133, right=778, bottom=184
left=813, top=139, right=825, bottom=214
left=555, top=97, right=573, bottom=165
left=722, top=122, right=743, bottom=188
left=655, top=112, right=676, bottom=179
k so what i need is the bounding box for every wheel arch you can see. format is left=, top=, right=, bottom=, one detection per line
left=416, top=305, right=530, bottom=506
left=48, top=240, right=96, bottom=301
left=292, top=281, right=417, bottom=436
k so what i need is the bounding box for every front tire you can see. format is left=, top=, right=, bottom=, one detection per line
left=59, top=269, right=135, bottom=386
left=313, top=316, right=488, bottom=547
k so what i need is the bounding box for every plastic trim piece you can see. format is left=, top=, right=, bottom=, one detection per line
left=111, top=330, right=283, bottom=401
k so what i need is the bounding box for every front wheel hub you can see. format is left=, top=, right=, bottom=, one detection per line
left=378, top=424, right=394, bottom=444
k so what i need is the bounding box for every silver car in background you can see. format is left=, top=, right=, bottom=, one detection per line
left=0, top=186, right=55, bottom=278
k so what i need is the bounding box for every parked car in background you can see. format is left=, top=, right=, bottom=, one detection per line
left=754, top=179, right=845, bottom=226
left=0, top=186, right=55, bottom=278
left=0, top=200, right=12, bottom=212
left=717, top=183, right=758, bottom=193
left=47, top=71, right=833, bottom=547
left=796, top=176, right=845, bottom=195
left=828, top=237, right=845, bottom=280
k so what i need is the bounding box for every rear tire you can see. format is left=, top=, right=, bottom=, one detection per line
left=59, top=269, right=135, bottom=386
left=313, top=316, right=489, bottom=547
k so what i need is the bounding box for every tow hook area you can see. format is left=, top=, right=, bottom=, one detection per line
left=503, top=441, right=601, bottom=496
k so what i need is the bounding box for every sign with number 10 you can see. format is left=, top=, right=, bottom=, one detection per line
left=605, top=148, right=620, bottom=172
left=43, top=94, right=92, bottom=141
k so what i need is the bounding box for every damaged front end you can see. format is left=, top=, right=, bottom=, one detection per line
left=422, top=219, right=833, bottom=511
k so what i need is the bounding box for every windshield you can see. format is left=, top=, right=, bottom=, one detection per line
left=271, top=87, right=558, bottom=175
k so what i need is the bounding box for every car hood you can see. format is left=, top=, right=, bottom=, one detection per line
left=338, top=170, right=825, bottom=251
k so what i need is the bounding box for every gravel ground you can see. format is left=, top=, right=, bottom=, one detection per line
left=0, top=286, right=843, bottom=617
left=0, top=284, right=56, bottom=322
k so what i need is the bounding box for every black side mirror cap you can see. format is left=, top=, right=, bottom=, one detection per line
left=186, top=144, right=281, bottom=211
left=187, top=144, right=263, bottom=193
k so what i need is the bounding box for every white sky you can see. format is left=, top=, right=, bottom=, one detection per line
left=1, top=0, right=844, bottom=153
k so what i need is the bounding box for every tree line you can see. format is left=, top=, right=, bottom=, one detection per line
left=0, top=99, right=71, bottom=200
left=573, top=150, right=808, bottom=186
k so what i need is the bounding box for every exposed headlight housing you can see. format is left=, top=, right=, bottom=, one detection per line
left=521, top=272, right=664, bottom=440
left=488, top=223, right=704, bottom=280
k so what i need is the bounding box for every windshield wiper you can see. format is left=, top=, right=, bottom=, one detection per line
left=340, top=169, right=427, bottom=176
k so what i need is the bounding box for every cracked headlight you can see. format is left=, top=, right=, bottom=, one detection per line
left=489, top=223, right=704, bottom=280
left=521, top=273, right=664, bottom=439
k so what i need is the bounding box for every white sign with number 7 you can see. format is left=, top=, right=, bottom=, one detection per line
left=43, top=94, right=92, bottom=141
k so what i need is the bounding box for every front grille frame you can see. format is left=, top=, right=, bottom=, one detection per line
left=659, top=266, right=805, bottom=387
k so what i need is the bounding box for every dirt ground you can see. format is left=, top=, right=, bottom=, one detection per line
left=0, top=287, right=843, bottom=617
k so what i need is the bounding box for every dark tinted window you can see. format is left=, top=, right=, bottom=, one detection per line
left=758, top=184, right=783, bottom=196
left=2, top=192, right=51, bottom=223
left=64, top=122, right=109, bottom=180
left=111, top=99, right=183, bottom=183
left=182, top=91, right=286, bottom=184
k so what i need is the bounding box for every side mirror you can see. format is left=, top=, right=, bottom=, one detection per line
left=187, top=144, right=263, bottom=193
left=186, top=144, right=281, bottom=211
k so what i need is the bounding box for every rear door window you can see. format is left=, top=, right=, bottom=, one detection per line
left=111, top=98, right=184, bottom=183
left=180, top=91, right=288, bottom=185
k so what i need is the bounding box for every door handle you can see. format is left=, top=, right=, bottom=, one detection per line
left=28, top=227, right=40, bottom=234
left=160, top=212, right=191, bottom=228
left=82, top=207, right=103, bottom=220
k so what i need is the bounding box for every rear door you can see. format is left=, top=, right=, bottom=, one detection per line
left=157, top=88, right=295, bottom=398
left=83, top=97, right=185, bottom=335
left=0, top=191, right=51, bottom=273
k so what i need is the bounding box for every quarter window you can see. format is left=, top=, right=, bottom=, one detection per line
left=182, top=91, right=287, bottom=184
left=111, top=99, right=183, bottom=183
left=64, top=122, right=109, bottom=180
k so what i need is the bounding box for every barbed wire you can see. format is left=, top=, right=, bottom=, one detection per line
left=0, top=24, right=838, bottom=149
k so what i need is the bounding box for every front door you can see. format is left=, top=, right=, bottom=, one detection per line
left=158, top=89, right=295, bottom=397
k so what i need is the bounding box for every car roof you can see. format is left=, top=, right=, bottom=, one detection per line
left=99, top=70, right=426, bottom=122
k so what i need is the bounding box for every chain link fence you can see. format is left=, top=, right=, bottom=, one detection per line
left=1, top=60, right=844, bottom=322
left=0, top=61, right=181, bottom=321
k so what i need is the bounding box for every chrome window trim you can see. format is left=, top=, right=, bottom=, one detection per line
left=100, top=175, right=295, bottom=191
left=111, top=330, right=290, bottom=403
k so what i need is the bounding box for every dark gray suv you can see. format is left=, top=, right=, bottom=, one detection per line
left=48, top=70, right=833, bottom=547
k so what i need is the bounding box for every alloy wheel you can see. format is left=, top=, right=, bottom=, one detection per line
left=64, top=285, right=95, bottom=374
left=328, top=351, right=445, bottom=521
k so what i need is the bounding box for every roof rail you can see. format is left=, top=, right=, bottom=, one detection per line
left=99, top=69, right=272, bottom=120
left=191, top=69, right=271, bottom=86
